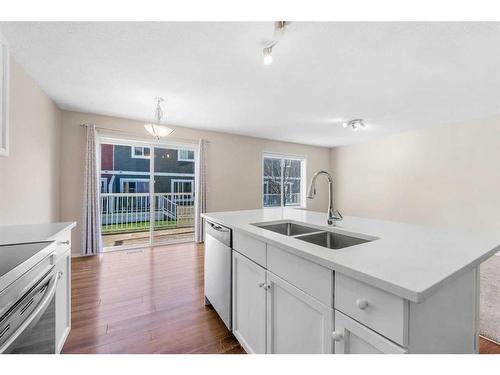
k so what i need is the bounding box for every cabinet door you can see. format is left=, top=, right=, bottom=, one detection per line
left=333, top=311, right=407, bottom=354
left=232, top=250, right=267, bottom=354
left=266, top=272, right=334, bottom=354
left=55, top=250, right=71, bottom=353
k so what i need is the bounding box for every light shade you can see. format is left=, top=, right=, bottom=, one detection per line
left=144, top=123, right=174, bottom=138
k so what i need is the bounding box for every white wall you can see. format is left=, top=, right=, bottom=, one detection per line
left=0, top=58, right=61, bottom=225
left=331, top=116, right=500, bottom=235
left=60, top=110, right=332, bottom=256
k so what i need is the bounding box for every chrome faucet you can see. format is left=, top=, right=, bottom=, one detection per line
left=307, top=171, right=343, bottom=226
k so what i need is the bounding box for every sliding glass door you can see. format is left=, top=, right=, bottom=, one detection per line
left=152, top=146, right=196, bottom=244
left=99, top=138, right=197, bottom=251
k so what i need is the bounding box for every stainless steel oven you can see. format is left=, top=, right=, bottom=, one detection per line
left=0, top=251, right=58, bottom=354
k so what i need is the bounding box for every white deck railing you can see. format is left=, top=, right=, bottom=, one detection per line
left=100, top=192, right=194, bottom=233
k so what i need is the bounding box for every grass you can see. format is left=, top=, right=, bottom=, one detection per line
left=101, top=220, right=181, bottom=234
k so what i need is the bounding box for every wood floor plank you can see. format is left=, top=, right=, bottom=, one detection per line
left=62, top=242, right=500, bottom=354
left=63, top=242, right=244, bottom=354
left=479, top=337, right=500, bottom=354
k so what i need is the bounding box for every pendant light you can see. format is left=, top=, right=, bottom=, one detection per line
left=144, top=97, right=173, bottom=140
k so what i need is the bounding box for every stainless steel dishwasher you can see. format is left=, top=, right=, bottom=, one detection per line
left=204, top=220, right=232, bottom=330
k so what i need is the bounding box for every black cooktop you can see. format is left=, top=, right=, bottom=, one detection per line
left=0, top=242, right=53, bottom=279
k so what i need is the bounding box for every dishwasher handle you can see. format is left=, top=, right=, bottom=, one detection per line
left=208, top=221, right=229, bottom=232
left=206, top=220, right=231, bottom=247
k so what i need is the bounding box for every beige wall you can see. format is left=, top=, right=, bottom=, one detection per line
left=331, top=116, right=500, bottom=235
left=5, top=56, right=496, bottom=253
left=60, top=111, right=332, bottom=255
left=0, top=58, right=61, bottom=225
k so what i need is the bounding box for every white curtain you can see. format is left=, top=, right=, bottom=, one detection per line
left=81, top=124, right=103, bottom=255
left=195, top=139, right=208, bottom=243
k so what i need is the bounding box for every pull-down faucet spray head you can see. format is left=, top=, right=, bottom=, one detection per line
left=306, top=184, right=316, bottom=199
left=307, top=171, right=342, bottom=226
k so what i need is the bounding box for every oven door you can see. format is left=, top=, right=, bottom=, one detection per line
left=0, top=269, right=58, bottom=354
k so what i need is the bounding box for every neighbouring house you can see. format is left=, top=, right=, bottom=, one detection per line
left=100, top=144, right=195, bottom=195
left=100, top=144, right=195, bottom=231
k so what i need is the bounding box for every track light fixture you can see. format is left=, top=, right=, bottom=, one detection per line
left=342, top=119, right=367, bottom=130
left=262, top=22, right=288, bottom=65
left=263, top=44, right=275, bottom=65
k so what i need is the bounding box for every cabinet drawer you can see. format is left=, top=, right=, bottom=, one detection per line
left=233, top=231, right=266, bottom=267
left=267, top=245, right=333, bottom=307
left=335, top=273, right=408, bottom=346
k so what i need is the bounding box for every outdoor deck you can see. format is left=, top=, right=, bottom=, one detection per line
left=101, top=192, right=195, bottom=249
left=102, top=227, right=195, bottom=248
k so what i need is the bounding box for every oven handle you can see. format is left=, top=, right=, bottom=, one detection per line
left=0, top=271, right=59, bottom=354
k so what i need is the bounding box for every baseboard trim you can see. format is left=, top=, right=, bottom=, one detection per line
left=480, top=335, right=500, bottom=345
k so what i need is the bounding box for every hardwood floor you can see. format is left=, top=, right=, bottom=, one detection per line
left=62, top=242, right=245, bottom=354
left=479, top=337, right=500, bottom=354
left=62, top=242, right=500, bottom=354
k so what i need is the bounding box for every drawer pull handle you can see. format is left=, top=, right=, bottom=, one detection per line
left=264, top=284, right=271, bottom=290
left=258, top=282, right=265, bottom=288
left=58, top=240, right=70, bottom=245
left=58, top=271, right=63, bottom=280
left=356, top=299, right=369, bottom=310
left=332, top=331, right=343, bottom=341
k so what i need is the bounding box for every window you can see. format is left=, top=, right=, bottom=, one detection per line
left=178, top=149, right=195, bottom=162
left=263, top=154, right=305, bottom=208
left=120, top=178, right=150, bottom=193
left=100, top=178, right=108, bottom=193
left=171, top=179, right=194, bottom=193
left=131, top=146, right=151, bottom=159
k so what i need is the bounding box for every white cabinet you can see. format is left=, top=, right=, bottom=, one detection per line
left=229, top=238, right=478, bottom=354
left=54, top=232, right=72, bottom=354
left=232, top=250, right=267, bottom=354
left=335, top=273, right=408, bottom=346
left=266, top=272, right=334, bottom=354
left=333, top=310, right=407, bottom=354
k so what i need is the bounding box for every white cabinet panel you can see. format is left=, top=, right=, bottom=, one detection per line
left=233, top=231, right=266, bottom=267
left=267, top=244, right=333, bottom=307
left=266, top=272, right=333, bottom=354
left=333, top=310, right=407, bottom=354
left=232, top=250, right=267, bottom=354
left=55, top=249, right=71, bottom=353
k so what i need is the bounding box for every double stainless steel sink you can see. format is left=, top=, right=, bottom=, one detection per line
left=253, top=221, right=374, bottom=250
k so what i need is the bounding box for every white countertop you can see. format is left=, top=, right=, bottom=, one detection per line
left=202, top=209, right=500, bottom=303
left=0, top=222, right=76, bottom=246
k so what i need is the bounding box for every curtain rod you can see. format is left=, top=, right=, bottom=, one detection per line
left=79, top=124, right=206, bottom=145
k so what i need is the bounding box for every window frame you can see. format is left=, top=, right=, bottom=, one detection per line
left=178, top=149, right=195, bottom=162
left=170, top=179, right=194, bottom=194
left=119, top=178, right=150, bottom=193
left=262, top=152, right=306, bottom=209
left=131, top=146, right=151, bottom=159
left=100, top=177, right=108, bottom=193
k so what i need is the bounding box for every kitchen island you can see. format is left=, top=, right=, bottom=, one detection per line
left=202, top=208, right=499, bottom=354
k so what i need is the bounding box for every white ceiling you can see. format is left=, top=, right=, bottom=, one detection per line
left=1, top=22, right=499, bottom=147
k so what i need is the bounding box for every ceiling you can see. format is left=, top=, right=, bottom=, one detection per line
left=1, top=22, right=499, bottom=147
